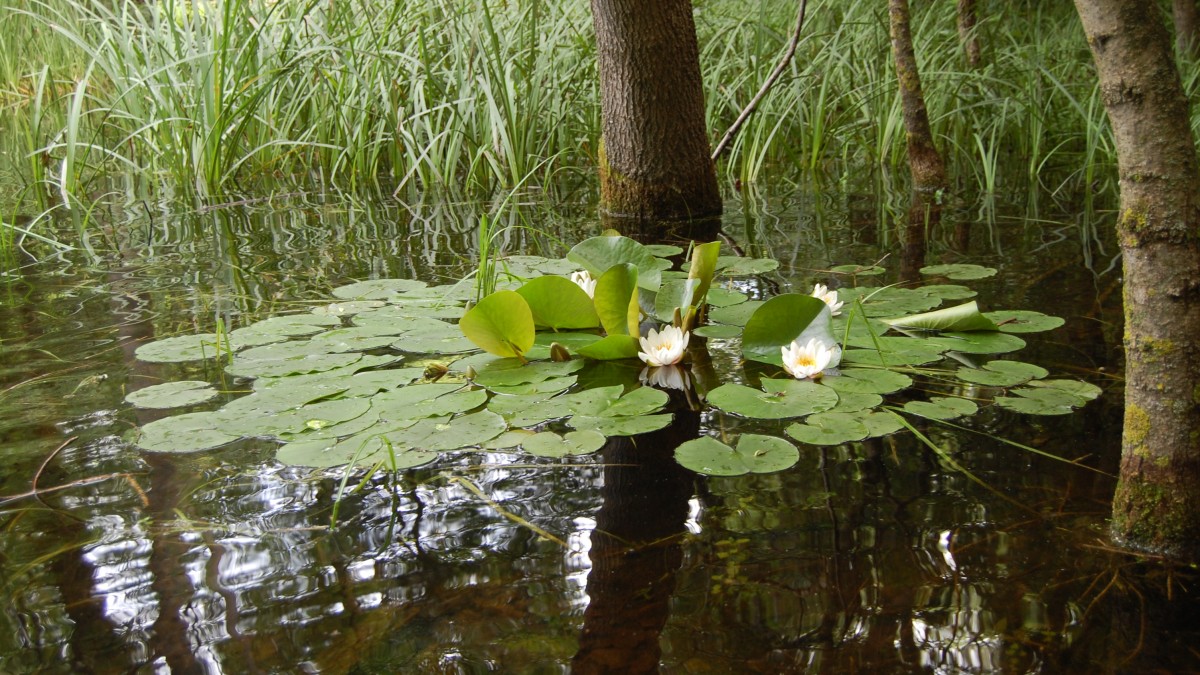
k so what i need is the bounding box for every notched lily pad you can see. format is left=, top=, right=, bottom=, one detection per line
left=823, top=368, right=912, bottom=395
left=125, top=381, right=219, bottom=409
left=830, top=264, right=885, bottom=276
left=708, top=378, right=839, bottom=419
left=332, top=278, right=428, bottom=299
left=674, top=434, right=799, bottom=476
left=135, top=333, right=226, bottom=363
left=956, top=360, right=1049, bottom=387
left=716, top=256, right=779, bottom=276
left=786, top=412, right=870, bottom=446
left=134, top=412, right=239, bottom=453
left=920, top=264, right=997, bottom=280
left=903, top=396, right=979, bottom=420
left=522, top=430, right=607, bottom=457
left=984, top=310, right=1066, bottom=334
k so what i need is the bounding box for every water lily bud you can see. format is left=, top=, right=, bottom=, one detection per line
left=464, top=365, right=478, bottom=381
left=549, top=342, right=571, bottom=362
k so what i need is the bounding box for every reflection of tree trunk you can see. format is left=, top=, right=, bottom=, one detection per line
left=889, top=0, right=947, bottom=193
left=590, top=0, right=722, bottom=223
left=1074, top=0, right=1200, bottom=558
left=956, top=0, right=982, bottom=68
left=899, top=192, right=937, bottom=284
left=145, top=456, right=204, bottom=674
left=1176, top=0, right=1200, bottom=55
left=571, top=403, right=699, bottom=674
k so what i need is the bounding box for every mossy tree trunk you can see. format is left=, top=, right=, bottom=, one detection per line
left=1075, top=0, right=1200, bottom=559
left=590, top=0, right=722, bottom=223
left=956, top=0, right=983, bottom=68
left=1175, top=0, right=1200, bottom=55
left=889, top=0, right=947, bottom=193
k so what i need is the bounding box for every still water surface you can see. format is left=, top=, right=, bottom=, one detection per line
left=1, top=186, right=1197, bottom=673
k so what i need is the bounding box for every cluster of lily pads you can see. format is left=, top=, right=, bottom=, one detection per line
left=127, top=235, right=1099, bottom=476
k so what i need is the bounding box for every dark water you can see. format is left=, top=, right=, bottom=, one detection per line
left=1, top=185, right=1197, bottom=674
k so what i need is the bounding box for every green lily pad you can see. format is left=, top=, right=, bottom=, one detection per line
left=919, top=284, right=978, bottom=301
left=220, top=396, right=374, bottom=437
left=489, top=376, right=578, bottom=396
left=708, top=378, right=839, bottom=419
left=594, top=263, right=640, bottom=336
left=277, top=424, right=437, bottom=469
left=882, top=301, right=999, bottom=332
left=692, top=324, right=742, bottom=339
left=823, top=368, right=913, bottom=395
left=741, top=294, right=828, bottom=364
left=709, top=300, right=764, bottom=327
left=482, top=429, right=538, bottom=450
left=311, top=300, right=386, bottom=317
left=706, top=287, right=749, bottom=307
left=332, top=278, right=428, bottom=299
left=125, top=381, right=219, bottom=409
left=644, top=244, right=685, bottom=257
left=596, top=386, right=669, bottom=417
left=571, top=413, right=674, bottom=436
left=842, top=287, right=944, bottom=317
left=826, top=391, right=884, bottom=413
left=135, top=333, right=226, bottom=363
left=1027, top=379, right=1102, bottom=401
left=308, top=326, right=405, bottom=352
left=226, top=343, right=363, bottom=379
left=920, top=264, right=997, bottom=280
left=983, top=310, right=1066, bottom=334
left=830, top=264, right=886, bottom=276
left=134, top=412, right=239, bottom=453
left=516, top=275, right=601, bottom=330
left=458, top=290, right=536, bottom=358
left=929, top=331, right=1026, bottom=355
left=370, top=383, right=471, bottom=421
left=567, top=235, right=661, bottom=291
left=674, top=434, right=799, bottom=476
left=521, top=430, right=607, bottom=457
left=232, top=314, right=342, bottom=340
left=956, top=360, right=1049, bottom=387
left=861, top=411, right=905, bottom=438
left=472, top=359, right=585, bottom=389
left=786, top=412, right=870, bottom=445
left=903, top=396, right=979, bottom=420
left=406, top=410, right=509, bottom=450
left=716, top=256, right=779, bottom=276
left=575, top=334, right=640, bottom=360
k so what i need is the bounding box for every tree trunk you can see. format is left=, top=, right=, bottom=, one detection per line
left=590, top=0, right=722, bottom=222
left=956, top=0, right=982, bottom=68
left=1074, top=0, right=1200, bottom=559
left=889, top=0, right=947, bottom=192
left=1176, top=0, right=1200, bottom=55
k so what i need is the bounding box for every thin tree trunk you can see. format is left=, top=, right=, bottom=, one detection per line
left=956, top=0, right=982, bottom=68
left=1176, top=0, right=1200, bottom=55
left=1074, top=0, right=1200, bottom=559
left=889, top=0, right=947, bottom=193
left=590, top=0, right=722, bottom=222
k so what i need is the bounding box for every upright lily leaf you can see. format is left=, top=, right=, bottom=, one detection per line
left=881, top=301, right=999, bottom=332
left=458, top=290, right=535, bottom=358
left=567, top=235, right=661, bottom=291
left=687, top=241, right=722, bottom=307
left=742, top=294, right=829, bottom=364
left=654, top=278, right=699, bottom=323
left=594, top=263, right=640, bottom=336
left=516, top=275, right=600, bottom=330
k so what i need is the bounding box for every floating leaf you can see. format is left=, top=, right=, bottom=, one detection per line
left=308, top=326, right=405, bottom=352
left=472, top=358, right=584, bottom=389
left=567, top=235, right=661, bottom=291
left=516, top=275, right=601, bottom=330
left=716, top=256, right=779, bottom=276
left=706, top=287, right=749, bottom=307
left=919, top=284, right=977, bottom=301
left=708, top=378, right=839, bottom=419
left=311, top=300, right=386, bottom=317
left=332, top=278, right=428, bottom=299
left=786, top=412, right=869, bottom=445
left=226, top=343, right=363, bottom=379
left=407, top=410, right=508, bottom=450
left=220, top=397, right=374, bottom=437
left=596, top=386, right=669, bottom=417
left=522, top=430, right=607, bottom=457
left=458, top=290, right=535, bottom=358
left=692, top=324, right=742, bottom=339
left=393, top=321, right=479, bottom=354
left=841, top=287, right=943, bottom=317
left=489, top=376, right=578, bottom=396
left=1027, top=379, right=1101, bottom=401
left=903, top=397, right=979, bottom=420
left=594, top=263, right=640, bottom=336
left=370, top=383, right=468, bottom=421
left=823, top=368, right=912, bottom=395
left=830, top=264, right=885, bottom=276
left=826, top=391, right=884, bottom=413
left=861, top=411, right=905, bottom=438
left=135, top=334, right=225, bottom=363
left=482, top=429, right=537, bottom=450
left=233, top=314, right=342, bottom=340
left=741, top=294, right=829, bottom=364
left=881, top=301, right=999, bottom=332
left=134, top=412, right=239, bottom=453
left=572, top=414, right=673, bottom=436
left=920, top=264, right=997, bottom=280
left=929, top=331, right=1026, bottom=355
left=709, top=300, right=764, bottom=327
left=956, top=360, right=1049, bottom=387
left=125, top=381, right=218, bottom=409
left=643, top=244, right=684, bottom=258
left=576, top=334, right=640, bottom=361
left=983, top=310, right=1066, bottom=334
left=674, top=434, right=799, bottom=476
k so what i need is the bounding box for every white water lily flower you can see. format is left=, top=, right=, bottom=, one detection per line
left=639, top=365, right=690, bottom=391
left=811, top=283, right=844, bottom=316
left=638, top=325, right=690, bottom=367
left=570, top=270, right=597, bottom=298
left=782, top=338, right=836, bottom=379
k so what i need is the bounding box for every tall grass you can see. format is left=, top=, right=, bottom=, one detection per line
left=0, top=0, right=1186, bottom=217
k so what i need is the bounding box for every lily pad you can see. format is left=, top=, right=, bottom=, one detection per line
left=567, top=235, right=661, bottom=291
left=716, top=256, right=779, bottom=276
left=882, top=301, right=999, bottom=332
left=458, top=290, right=536, bottom=358
left=135, top=333, right=226, bottom=363
left=830, top=264, right=886, bottom=276
left=741, top=294, right=829, bottom=364
left=823, top=368, right=913, bottom=395
left=472, top=358, right=585, bottom=389
left=861, top=411, right=905, bottom=438
left=643, top=244, right=685, bottom=258
left=1027, top=379, right=1102, bottom=401
left=125, top=381, right=219, bottom=409
left=919, top=284, right=977, bottom=301
left=706, top=287, right=749, bottom=307
left=522, top=430, right=607, bottom=457
left=920, top=264, right=997, bottom=280
left=674, top=434, right=799, bottom=476
left=708, top=378, right=839, bottom=419
left=332, top=278, right=428, bottom=299
left=134, top=412, right=239, bottom=453
left=786, top=412, right=870, bottom=445
left=956, top=360, right=1049, bottom=387
left=308, top=326, right=405, bottom=352
left=594, top=263, right=640, bottom=336
left=226, top=343, right=363, bottom=379
left=709, top=300, right=765, bottom=327
left=929, top=331, right=1026, bottom=355
left=516, top=275, right=601, bottom=330
left=571, top=413, right=674, bottom=436
left=692, top=324, right=742, bottom=339
left=311, top=300, right=386, bottom=317
left=983, top=310, right=1066, bottom=334
left=575, top=334, right=640, bottom=361
left=826, top=391, right=884, bottom=413
left=903, top=396, right=979, bottom=420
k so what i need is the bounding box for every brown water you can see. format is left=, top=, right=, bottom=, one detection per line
left=1, top=185, right=1197, bottom=674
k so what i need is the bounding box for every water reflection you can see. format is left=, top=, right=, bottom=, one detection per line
left=0, top=188, right=1197, bottom=673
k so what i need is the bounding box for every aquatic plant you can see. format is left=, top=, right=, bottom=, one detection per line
left=126, top=235, right=1096, bottom=479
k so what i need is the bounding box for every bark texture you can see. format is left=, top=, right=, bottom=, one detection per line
left=956, top=0, right=982, bottom=68
left=590, top=0, right=722, bottom=222
left=889, top=0, right=947, bottom=192
left=1075, top=0, right=1200, bottom=559
left=1176, top=0, right=1200, bottom=55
